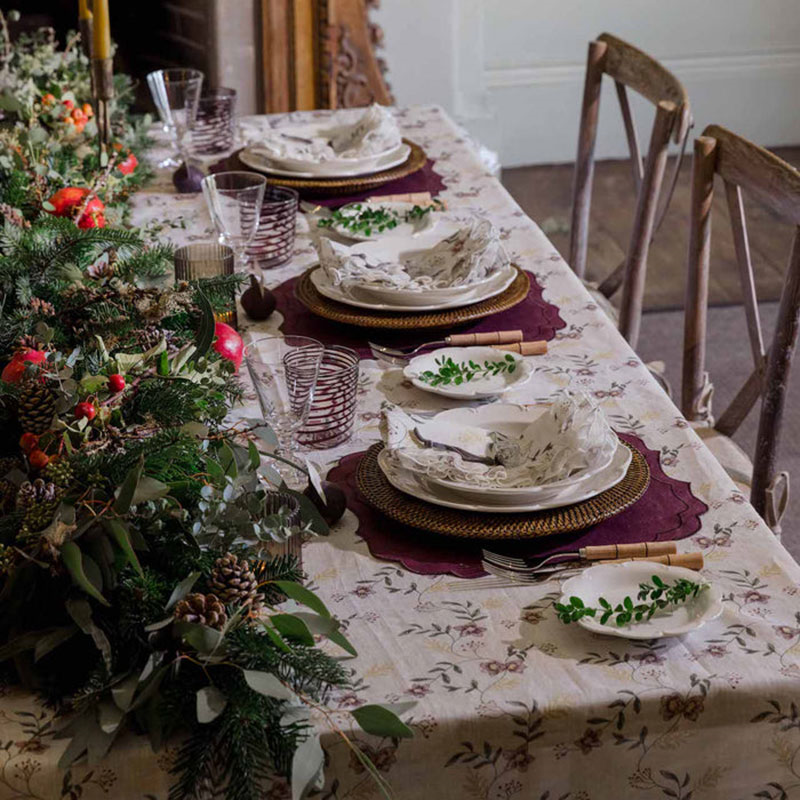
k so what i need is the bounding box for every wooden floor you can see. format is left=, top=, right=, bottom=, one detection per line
left=502, top=146, right=800, bottom=310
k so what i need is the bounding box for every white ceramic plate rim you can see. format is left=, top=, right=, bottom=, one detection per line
left=403, top=346, right=535, bottom=399
left=239, top=143, right=410, bottom=179
left=412, top=404, right=617, bottom=497
left=559, top=562, right=723, bottom=639
left=377, top=443, right=631, bottom=513
left=309, top=265, right=517, bottom=312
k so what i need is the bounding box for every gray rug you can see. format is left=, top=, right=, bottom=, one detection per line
left=637, top=304, right=800, bottom=558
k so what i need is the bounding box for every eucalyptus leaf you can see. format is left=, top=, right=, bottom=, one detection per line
left=66, top=597, right=113, bottom=671
left=196, top=685, right=227, bottom=723
left=114, top=457, right=144, bottom=514
left=289, top=611, right=357, bottom=657
left=61, top=543, right=110, bottom=606
left=194, top=291, right=216, bottom=358
left=270, top=613, right=315, bottom=646
left=165, top=571, right=201, bottom=610
left=350, top=703, right=415, bottom=739
left=111, top=673, right=139, bottom=712
left=284, top=489, right=329, bottom=536
left=291, top=732, right=325, bottom=800
left=242, top=668, right=295, bottom=700
left=273, top=581, right=331, bottom=618
left=173, top=621, right=224, bottom=655
left=34, top=626, right=78, bottom=663
left=103, top=519, right=143, bottom=576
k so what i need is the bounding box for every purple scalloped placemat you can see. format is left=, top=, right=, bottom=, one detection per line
left=210, top=153, right=446, bottom=209
left=272, top=270, right=566, bottom=359
left=328, top=433, right=708, bottom=578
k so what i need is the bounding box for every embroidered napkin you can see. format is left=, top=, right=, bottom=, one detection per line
left=316, top=219, right=510, bottom=295
left=255, top=104, right=401, bottom=163
left=380, top=392, right=618, bottom=488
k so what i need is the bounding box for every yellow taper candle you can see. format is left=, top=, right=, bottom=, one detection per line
left=92, top=0, right=110, bottom=59
left=78, top=0, right=92, bottom=20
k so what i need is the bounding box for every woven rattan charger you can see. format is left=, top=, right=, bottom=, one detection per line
left=295, top=266, right=530, bottom=330
left=242, top=139, right=427, bottom=196
left=355, top=441, right=650, bottom=539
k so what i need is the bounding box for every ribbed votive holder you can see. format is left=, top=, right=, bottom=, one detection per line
left=246, top=186, right=298, bottom=269
left=191, top=88, right=237, bottom=155
left=173, top=242, right=236, bottom=326
left=297, top=346, right=360, bottom=449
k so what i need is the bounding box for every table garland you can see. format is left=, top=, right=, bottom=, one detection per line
left=0, top=14, right=407, bottom=800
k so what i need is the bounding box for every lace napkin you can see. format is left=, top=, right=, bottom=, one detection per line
left=317, top=219, right=510, bottom=295
left=380, top=392, right=617, bottom=488
left=256, top=104, right=401, bottom=163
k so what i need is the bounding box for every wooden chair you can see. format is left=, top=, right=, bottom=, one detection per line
left=682, top=125, right=800, bottom=534
left=570, top=33, right=693, bottom=349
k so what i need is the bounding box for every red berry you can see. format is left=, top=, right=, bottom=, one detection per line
left=29, top=450, right=49, bottom=469
left=19, top=432, right=39, bottom=452
left=212, top=322, right=244, bottom=371
left=118, top=153, right=138, bottom=176
left=74, top=401, right=97, bottom=421
left=108, top=373, right=126, bottom=392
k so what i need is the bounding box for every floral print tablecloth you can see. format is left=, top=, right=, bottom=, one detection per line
left=2, top=106, right=800, bottom=800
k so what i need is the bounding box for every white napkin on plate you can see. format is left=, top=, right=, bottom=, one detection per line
left=257, top=104, right=401, bottom=163
left=317, top=219, right=510, bottom=295
left=380, top=392, right=617, bottom=488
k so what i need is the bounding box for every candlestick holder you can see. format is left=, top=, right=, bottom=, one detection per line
left=91, top=57, right=113, bottom=158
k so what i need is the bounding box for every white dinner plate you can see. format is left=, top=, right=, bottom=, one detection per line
left=328, top=201, right=442, bottom=241
left=559, top=562, right=722, bottom=640
left=403, top=346, right=535, bottom=400
left=309, top=264, right=517, bottom=312
left=411, top=404, right=619, bottom=502
left=377, top=443, right=631, bottom=514
left=239, top=143, right=411, bottom=179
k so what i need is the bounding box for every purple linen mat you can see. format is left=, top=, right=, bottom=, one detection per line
left=328, top=433, right=708, bottom=578
left=210, top=153, right=446, bottom=209
left=272, top=270, right=566, bottom=359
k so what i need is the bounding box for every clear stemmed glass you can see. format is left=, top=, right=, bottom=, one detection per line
left=146, top=68, right=204, bottom=168
left=245, top=336, right=325, bottom=486
left=201, top=171, right=267, bottom=270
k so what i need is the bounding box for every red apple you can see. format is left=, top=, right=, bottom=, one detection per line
left=74, top=401, right=97, bottom=421
left=212, top=322, right=243, bottom=371
left=45, top=187, right=106, bottom=229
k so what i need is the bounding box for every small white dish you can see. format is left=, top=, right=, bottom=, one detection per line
left=377, top=443, right=631, bottom=514
left=309, top=264, right=517, bottom=312
left=412, top=404, right=619, bottom=502
left=403, top=346, right=534, bottom=400
left=328, top=201, right=442, bottom=241
left=559, top=562, right=722, bottom=640
left=239, top=143, right=411, bottom=179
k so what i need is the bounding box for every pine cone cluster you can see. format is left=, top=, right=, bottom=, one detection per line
left=30, top=297, right=55, bottom=316
left=17, top=380, right=56, bottom=435
left=209, top=554, right=262, bottom=613
left=173, top=593, right=227, bottom=630
left=15, top=478, right=63, bottom=540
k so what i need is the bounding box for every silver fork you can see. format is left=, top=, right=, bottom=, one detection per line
left=368, top=330, right=524, bottom=366
left=481, top=541, right=679, bottom=573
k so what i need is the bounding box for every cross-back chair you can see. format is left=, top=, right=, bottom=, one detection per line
left=570, top=32, right=693, bottom=348
left=682, top=124, right=800, bottom=533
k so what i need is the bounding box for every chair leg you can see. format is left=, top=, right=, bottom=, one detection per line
left=682, top=136, right=717, bottom=421
left=617, top=100, right=676, bottom=349
left=751, top=228, right=800, bottom=520
left=569, top=40, right=607, bottom=280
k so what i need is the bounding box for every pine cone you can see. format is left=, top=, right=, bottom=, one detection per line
left=30, top=297, right=55, bottom=316
left=209, top=554, right=263, bottom=612
left=43, top=458, right=73, bottom=488
left=173, top=593, right=228, bottom=630
left=15, top=478, right=63, bottom=537
left=17, top=380, right=56, bottom=435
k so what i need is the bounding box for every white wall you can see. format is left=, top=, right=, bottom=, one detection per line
left=373, top=0, right=800, bottom=166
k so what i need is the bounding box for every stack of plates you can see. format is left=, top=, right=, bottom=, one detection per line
left=378, top=405, right=633, bottom=515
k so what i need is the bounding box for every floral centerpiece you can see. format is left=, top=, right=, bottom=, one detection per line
left=0, top=12, right=408, bottom=800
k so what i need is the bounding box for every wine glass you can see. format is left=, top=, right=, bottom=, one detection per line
left=201, top=171, right=267, bottom=270
left=245, top=336, right=325, bottom=486
left=146, top=68, right=204, bottom=168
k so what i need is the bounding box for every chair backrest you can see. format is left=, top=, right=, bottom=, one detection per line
left=569, top=32, right=692, bottom=348
left=682, top=124, right=800, bottom=526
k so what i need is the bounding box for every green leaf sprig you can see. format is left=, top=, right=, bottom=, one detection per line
left=555, top=575, right=707, bottom=627
left=418, top=353, right=517, bottom=387
left=318, top=202, right=437, bottom=237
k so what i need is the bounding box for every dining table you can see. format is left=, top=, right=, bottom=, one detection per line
left=1, top=104, right=799, bottom=800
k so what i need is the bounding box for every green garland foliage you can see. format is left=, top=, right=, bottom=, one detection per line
left=0, top=12, right=410, bottom=800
